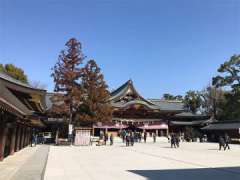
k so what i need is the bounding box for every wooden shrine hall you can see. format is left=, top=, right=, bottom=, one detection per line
left=0, top=72, right=46, bottom=161
left=93, top=80, right=210, bottom=136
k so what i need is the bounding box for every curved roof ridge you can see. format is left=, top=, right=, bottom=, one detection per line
left=0, top=71, right=46, bottom=91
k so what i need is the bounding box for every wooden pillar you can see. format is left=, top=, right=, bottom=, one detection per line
left=23, top=127, right=27, bottom=148
left=0, top=122, right=8, bottom=161
left=24, top=128, right=28, bottom=147
left=26, top=128, right=30, bottom=146
left=10, top=125, right=17, bottom=155
left=28, top=128, right=32, bottom=145
left=20, top=126, right=25, bottom=149
left=16, top=125, right=22, bottom=151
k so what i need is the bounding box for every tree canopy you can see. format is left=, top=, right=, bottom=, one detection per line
left=75, top=60, right=112, bottom=125
left=213, top=55, right=240, bottom=92
left=212, top=54, right=240, bottom=120
left=51, top=38, right=85, bottom=125
left=183, top=91, right=202, bottom=113
left=201, top=86, right=225, bottom=119
left=162, top=93, right=183, bottom=101
left=0, top=63, right=28, bottom=83
left=51, top=38, right=112, bottom=127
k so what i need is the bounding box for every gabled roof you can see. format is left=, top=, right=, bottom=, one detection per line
left=110, top=80, right=185, bottom=112
left=0, top=72, right=45, bottom=91
left=0, top=72, right=47, bottom=116
left=110, top=80, right=159, bottom=109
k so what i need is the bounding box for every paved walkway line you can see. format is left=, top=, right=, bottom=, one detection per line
left=10, top=145, right=50, bottom=180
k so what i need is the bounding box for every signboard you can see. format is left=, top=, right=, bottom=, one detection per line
left=74, top=129, right=91, bottom=146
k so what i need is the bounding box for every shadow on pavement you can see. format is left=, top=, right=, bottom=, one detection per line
left=128, top=167, right=240, bottom=180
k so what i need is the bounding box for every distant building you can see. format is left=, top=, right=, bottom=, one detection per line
left=85, top=80, right=210, bottom=136
left=45, top=80, right=211, bottom=139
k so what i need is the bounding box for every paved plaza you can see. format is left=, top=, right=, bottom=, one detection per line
left=0, top=145, right=49, bottom=180
left=1, top=139, right=240, bottom=180
left=44, top=138, right=240, bottom=180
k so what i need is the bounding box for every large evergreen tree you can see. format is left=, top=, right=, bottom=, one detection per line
left=75, top=60, right=112, bottom=125
left=212, top=55, right=240, bottom=120
left=51, top=38, right=85, bottom=138
left=213, top=55, right=240, bottom=92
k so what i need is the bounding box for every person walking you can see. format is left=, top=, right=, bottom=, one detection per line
left=138, top=132, right=142, bottom=143
left=176, top=134, right=180, bottom=148
left=110, top=134, right=114, bottom=146
left=224, top=134, right=230, bottom=150
left=104, top=133, right=109, bottom=145
left=171, top=134, right=176, bottom=148
left=219, top=135, right=225, bottom=150
left=153, top=132, right=156, bottom=143
left=126, top=132, right=130, bottom=147
left=122, top=130, right=126, bottom=143
left=144, top=131, right=147, bottom=143
left=130, top=132, right=134, bottom=146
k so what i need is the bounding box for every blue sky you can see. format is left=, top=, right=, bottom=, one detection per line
left=0, top=0, right=240, bottom=98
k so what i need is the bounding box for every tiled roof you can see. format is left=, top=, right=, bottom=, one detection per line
left=148, top=99, right=185, bottom=111
left=0, top=72, right=45, bottom=91
left=202, top=121, right=240, bottom=130
left=111, top=100, right=160, bottom=110
left=0, top=72, right=47, bottom=116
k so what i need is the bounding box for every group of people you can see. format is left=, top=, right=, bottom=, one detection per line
left=99, top=131, right=114, bottom=146
left=120, top=130, right=157, bottom=146
left=218, top=134, right=231, bottom=151
left=169, top=133, right=180, bottom=148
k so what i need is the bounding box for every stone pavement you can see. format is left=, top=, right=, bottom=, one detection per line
left=44, top=139, right=240, bottom=180
left=0, top=145, right=49, bottom=180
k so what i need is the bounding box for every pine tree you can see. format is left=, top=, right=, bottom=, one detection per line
left=76, top=60, right=112, bottom=125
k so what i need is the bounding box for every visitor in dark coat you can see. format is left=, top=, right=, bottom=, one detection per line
left=139, top=132, right=142, bottom=143
left=104, top=133, right=108, bottom=145
left=176, top=135, right=180, bottom=148
left=171, top=134, right=176, bottom=148
left=144, top=132, right=147, bottom=143
left=126, top=132, right=130, bottom=147
left=153, top=132, right=156, bottom=143
left=130, top=132, right=134, bottom=146
left=219, top=136, right=225, bottom=150
left=224, top=134, right=230, bottom=150
left=110, top=134, right=114, bottom=146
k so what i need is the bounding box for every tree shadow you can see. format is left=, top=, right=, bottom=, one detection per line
left=128, top=167, right=240, bottom=180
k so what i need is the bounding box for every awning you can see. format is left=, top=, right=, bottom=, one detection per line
left=138, top=123, right=168, bottom=130
left=93, top=124, right=128, bottom=129
left=170, top=119, right=213, bottom=126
